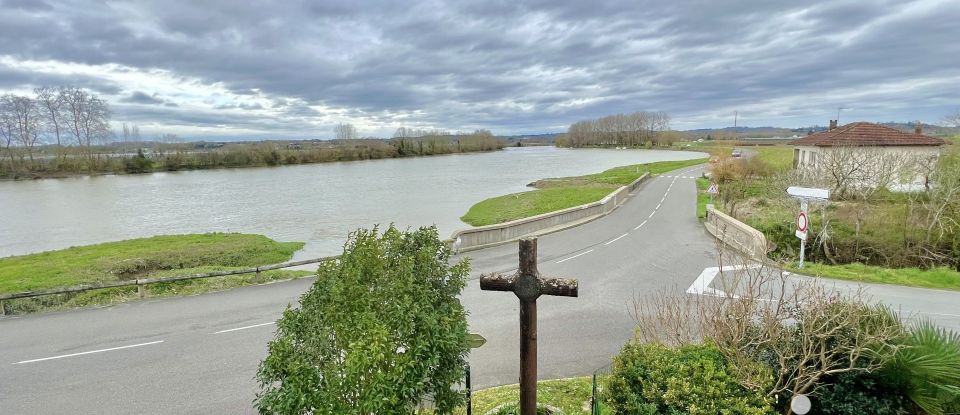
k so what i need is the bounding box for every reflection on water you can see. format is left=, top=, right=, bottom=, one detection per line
left=0, top=146, right=705, bottom=258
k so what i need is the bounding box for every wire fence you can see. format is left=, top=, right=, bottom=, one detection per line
left=591, top=363, right=613, bottom=414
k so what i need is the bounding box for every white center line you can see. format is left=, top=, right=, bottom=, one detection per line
left=213, top=321, right=276, bottom=334
left=634, top=220, right=648, bottom=230
left=13, top=340, right=164, bottom=365
left=604, top=232, right=630, bottom=246
left=556, top=249, right=594, bottom=264
left=648, top=211, right=656, bottom=219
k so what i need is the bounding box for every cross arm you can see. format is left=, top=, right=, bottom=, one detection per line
left=541, top=277, right=578, bottom=297
left=479, top=273, right=518, bottom=292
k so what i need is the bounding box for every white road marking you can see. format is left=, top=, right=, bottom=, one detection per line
left=556, top=249, right=594, bottom=264
left=634, top=220, right=648, bottom=230
left=686, top=264, right=763, bottom=297
left=648, top=211, right=656, bottom=219
left=213, top=322, right=276, bottom=334
left=13, top=340, right=164, bottom=365
left=604, top=233, right=630, bottom=246
left=656, top=203, right=662, bottom=209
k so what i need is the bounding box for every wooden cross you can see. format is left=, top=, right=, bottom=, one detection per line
left=480, top=237, right=579, bottom=415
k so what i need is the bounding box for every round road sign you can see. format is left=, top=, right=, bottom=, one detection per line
left=797, top=211, right=808, bottom=232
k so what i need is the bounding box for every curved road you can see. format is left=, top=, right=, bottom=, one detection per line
left=2, top=164, right=958, bottom=414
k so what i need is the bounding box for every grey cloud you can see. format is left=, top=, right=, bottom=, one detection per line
left=0, top=0, right=957, bottom=137
left=121, top=91, right=165, bottom=105
left=2, top=0, right=52, bottom=11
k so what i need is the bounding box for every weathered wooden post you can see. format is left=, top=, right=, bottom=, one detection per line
left=480, top=237, right=579, bottom=415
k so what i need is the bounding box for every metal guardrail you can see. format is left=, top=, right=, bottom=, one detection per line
left=0, top=256, right=337, bottom=315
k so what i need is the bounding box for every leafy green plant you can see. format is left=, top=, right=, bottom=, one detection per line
left=813, top=371, right=910, bottom=415
left=886, top=320, right=960, bottom=415
left=124, top=148, right=154, bottom=173
left=605, top=343, right=775, bottom=415
left=255, top=225, right=470, bottom=414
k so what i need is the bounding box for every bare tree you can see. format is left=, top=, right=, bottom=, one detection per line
left=811, top=145, right=926, bottom=199
left=632, top=251, right=902, bottom=412
left=34, top=86, right=67, bottom=162
left=0, top=94, right=43, bottom=164
left=560, top=111, right=672, bottom=147
left=62, top=87, right=111, bottom=164
left=943, top=110, right=960, bottom=128
left=333, top=123, right=357, bottom=141
left=0, top=97, right=18, bottom=173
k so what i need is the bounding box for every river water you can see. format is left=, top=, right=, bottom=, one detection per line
left=0, top=147, right=704, bottom=259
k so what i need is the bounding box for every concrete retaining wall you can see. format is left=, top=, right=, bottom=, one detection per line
left=450, top=173, right=649, bottom=252
left=704, top=206, right=769, bottom=259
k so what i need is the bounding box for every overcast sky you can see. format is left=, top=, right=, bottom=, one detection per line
left=1, top=0, right=957, bottom=139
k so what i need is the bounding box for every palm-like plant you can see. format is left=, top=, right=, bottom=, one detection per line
left=888, top=320, right=960, bottom=415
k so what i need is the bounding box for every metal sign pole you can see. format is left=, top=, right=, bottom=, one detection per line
left=798, top=200, right=808, bottom=268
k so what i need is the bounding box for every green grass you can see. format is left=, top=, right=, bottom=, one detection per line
left=787, top=262, right=960, bottom=291
left=0, top=233, right=308, bottom=313
left=461, top=158, right=708, bottom=226
left=0, top=233, right=303, bottom=293
left=467, top=377, right=596, bottom=415
left=752, top=146, right=794, bottom=170
left=461, top=186, right=614, bottom=226
left=696, top=177, right=711, bottom=218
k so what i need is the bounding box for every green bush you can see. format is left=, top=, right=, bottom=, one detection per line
left=885, top=321, right=960, bottom=415
left=255, top=225, right=470, bottom=414
left=813, top=371, right=910, bottom=415
left=605, top=343, right=775, bottom=415
left=124, top=149, right=154, bottom=173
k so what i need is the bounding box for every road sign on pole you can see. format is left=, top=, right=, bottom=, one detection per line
left=706, top=182, right=718, bottom=205
left=467, top=333, right=487, bottom=349
left=797, top=200, right=809, bottom=268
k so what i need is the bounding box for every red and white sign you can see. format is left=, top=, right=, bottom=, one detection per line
left=796, top=204, right=808, bottom=241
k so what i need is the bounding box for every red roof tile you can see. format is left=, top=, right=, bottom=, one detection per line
left=791, top=122, right=945, bottom=147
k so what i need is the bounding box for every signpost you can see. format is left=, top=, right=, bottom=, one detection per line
left=796, top=201, right=809, bottom=268
left=706, top=182, right=719, bottom=205
left=466, top=333, right=487, bottom=415
left=467, top=333, right=487, bottom=349
left=786, top=187, right=829, bottom=269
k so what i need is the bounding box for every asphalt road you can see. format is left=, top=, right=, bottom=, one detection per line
left=2, top=164, right=958, bottom=414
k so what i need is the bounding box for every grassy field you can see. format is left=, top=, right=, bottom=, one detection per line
left=461, top=158, right=707, bottom=226
left=0, top=233, right=308, bottom=314
left=465, top=377, right=597, bottom=415
left=696, top=177, right=712, bottom=218
left=787, top=262, right=960, bottom=291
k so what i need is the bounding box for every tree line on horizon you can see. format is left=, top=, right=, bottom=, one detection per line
left=556, top=110, right=678, bottom=148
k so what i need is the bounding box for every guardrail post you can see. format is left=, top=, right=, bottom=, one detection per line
left=137, top=282, right=146, bottom=299
left=0, top=299, right=7, bottom=316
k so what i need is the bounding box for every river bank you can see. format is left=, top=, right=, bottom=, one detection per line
left=0, top=233, right=309, bottom=314
left=460, top=157, right=708, bottom=226
left=0, top=135, right=504, bottom=181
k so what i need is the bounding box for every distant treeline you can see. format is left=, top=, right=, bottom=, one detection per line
left=0, top=130, right=504, bottom=179
left=556, top=111, right=678, bottom=148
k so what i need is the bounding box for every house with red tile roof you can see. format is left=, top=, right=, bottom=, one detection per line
left=792, top=121, right=945, bottom=192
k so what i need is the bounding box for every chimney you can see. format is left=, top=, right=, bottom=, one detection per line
left=915, top=121, right=923, bottom=134
left=829, top=120, right=837, bottom=131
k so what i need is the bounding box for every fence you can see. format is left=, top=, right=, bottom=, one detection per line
left=591, top=363, right=613, bottom=414
left=450, top=173, right=650, bottom=252
left=0, top=256, right=336, bottom=315
left=703, top=206, right=770, bottom=259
